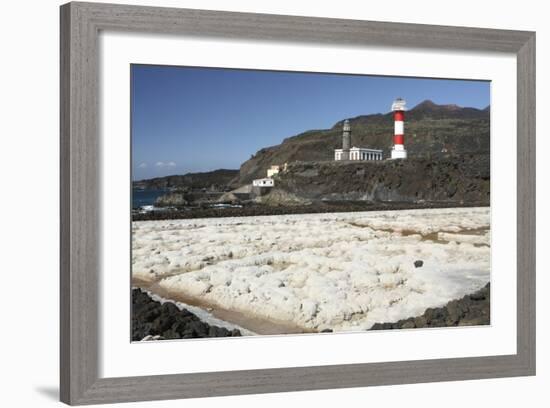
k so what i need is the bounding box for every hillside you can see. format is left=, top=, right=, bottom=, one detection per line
left=272, top=154, right=490, bottom=205
left=232, top=100, right=489, bottom=186
left=133, top=169, right=238, bottom=191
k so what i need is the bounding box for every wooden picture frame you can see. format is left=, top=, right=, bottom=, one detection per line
left=60, top=2, right=536, bottom=405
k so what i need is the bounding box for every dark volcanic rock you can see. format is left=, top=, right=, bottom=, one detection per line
left=154, top=192, right=189, bottom=207
left=132, top=288, right=242, bottom=341
left=150, top=315, right=174, bottom=334
left=133, top=200, right=484, bottom=221
left=161, top=301, right=180, bottom=316
left=274, top=154, right=490, bottom=205
left=414, top=260, right=424, bottom=268
left=369, top=283, right=490, bottom=330
left=414, top=316, right=427, bottom=328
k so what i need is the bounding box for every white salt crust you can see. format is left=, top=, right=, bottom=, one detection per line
left=132, top=208, right=490, bottom=332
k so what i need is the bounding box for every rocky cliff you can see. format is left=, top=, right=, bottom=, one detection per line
left=273, top=154, right=490, bottom=205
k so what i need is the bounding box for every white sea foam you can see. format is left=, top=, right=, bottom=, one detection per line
left=132, top=208, right=490, bottom=332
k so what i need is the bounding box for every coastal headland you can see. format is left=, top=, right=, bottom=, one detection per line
left=131, top=100, right=491, bottom=339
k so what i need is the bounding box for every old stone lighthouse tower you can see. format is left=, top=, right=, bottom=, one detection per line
left=341, top=119, right=351, bottom=160
left=334, top=119, right=383, bottom=161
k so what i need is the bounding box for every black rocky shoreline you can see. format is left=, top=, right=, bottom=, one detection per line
left=132, top=288, right=242, bottom=341
left=133, top=283, right=490, bottom=341
left=132, top=200, right=488, bottom=222
left=369, top=283, right=490, bottom=330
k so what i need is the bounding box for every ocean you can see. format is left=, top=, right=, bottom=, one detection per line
left=132, top=189, right=168, bottom=208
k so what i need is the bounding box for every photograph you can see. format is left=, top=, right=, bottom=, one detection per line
left=130, top=65, right=491, bottom=341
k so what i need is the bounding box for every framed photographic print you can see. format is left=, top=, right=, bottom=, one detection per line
left=60, top=1, right=536, bottom=405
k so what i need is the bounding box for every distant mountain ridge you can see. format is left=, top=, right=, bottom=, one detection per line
left=232, top=100, right=490, bottom=186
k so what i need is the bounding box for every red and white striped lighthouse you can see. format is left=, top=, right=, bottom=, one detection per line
left=391, top=97, right=408, bottom=159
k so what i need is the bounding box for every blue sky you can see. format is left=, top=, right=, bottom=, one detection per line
left=132, top=65, right=490, bottom=180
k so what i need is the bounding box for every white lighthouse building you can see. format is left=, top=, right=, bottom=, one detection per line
left=390, top=98, right=408, bottom=159
left=334, top=119, right=383, bottom=161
